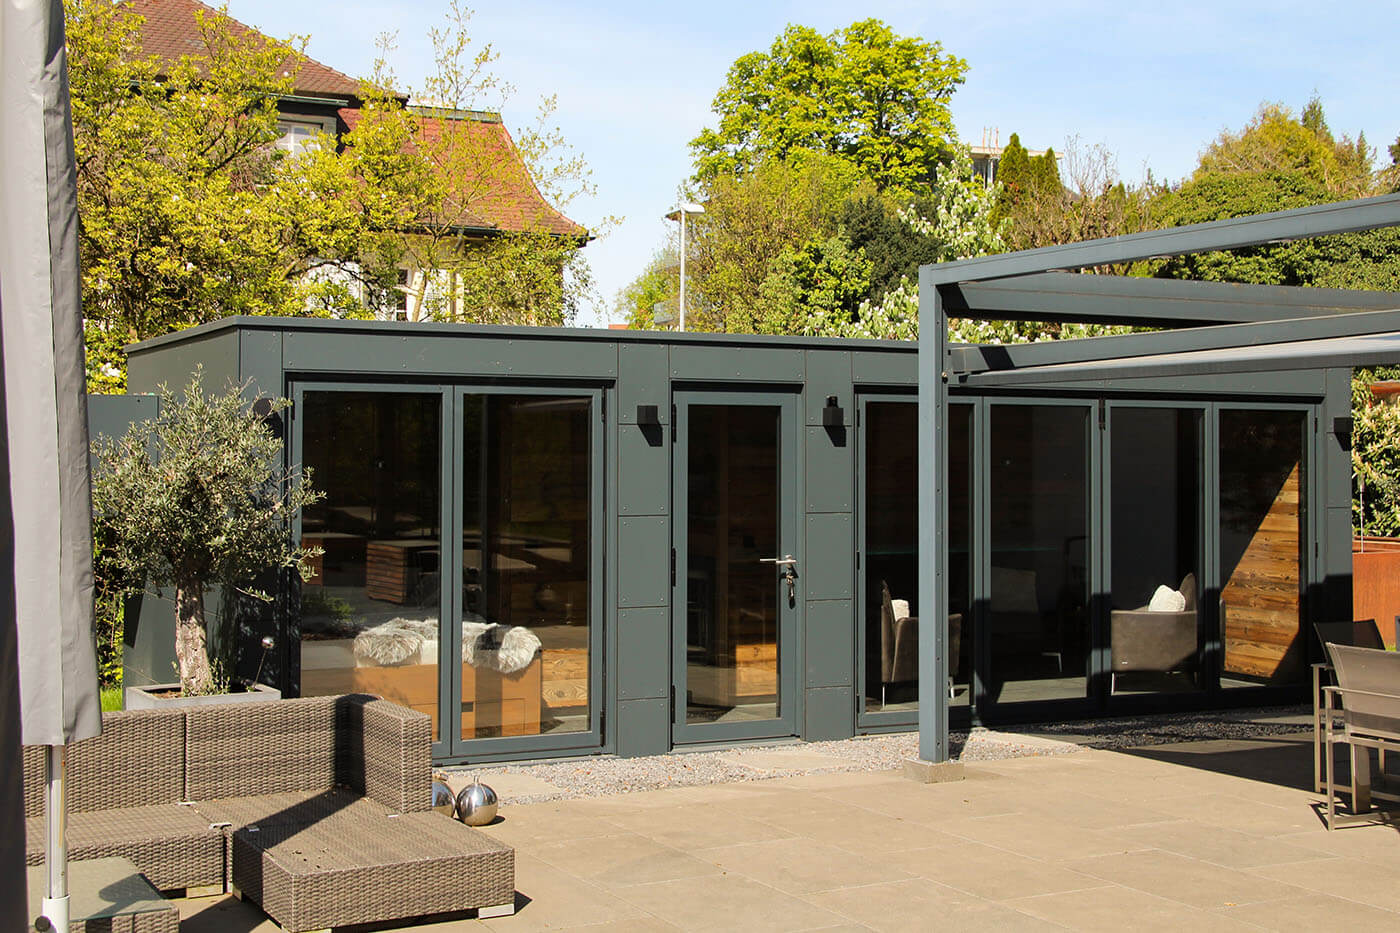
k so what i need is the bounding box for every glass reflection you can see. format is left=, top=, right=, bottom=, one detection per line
left=987, top=405, right=1090, bottom=704
left=298, top=392, right=443, bottom=739
left=461, top=395, right=592, bottom=739
left=862, top=402, right=972, bottom=713
left=1109, top=408, right=1203, bottom=695
left=685, top=405, right=781, bottom=724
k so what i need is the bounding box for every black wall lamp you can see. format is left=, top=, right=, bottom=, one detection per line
left=1334, top=415, right=1354, bottom=449
left=822, top=395, right=844, bottom=428
left=636, top=404, right=660, bottom=426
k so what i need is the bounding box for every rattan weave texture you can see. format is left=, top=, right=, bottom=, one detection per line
left=338, top=695, right=433, bottom=812
left=24, top=803, right=225, bottom=891
left=22, top=707, right=185, bottom=818
left=185, top=695, right=338, bottom=800
left=232, top=810, right=514, bottom=932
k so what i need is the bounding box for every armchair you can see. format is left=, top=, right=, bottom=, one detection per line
left=878, top=581, right=962, bottom=707
left=1109, top=572, right=1198, bottom=693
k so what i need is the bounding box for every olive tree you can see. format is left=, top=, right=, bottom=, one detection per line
left=90, top=370, right=321, bottom=695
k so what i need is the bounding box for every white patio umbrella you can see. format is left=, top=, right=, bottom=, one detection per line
left=0, top=0, right=103, bottom=928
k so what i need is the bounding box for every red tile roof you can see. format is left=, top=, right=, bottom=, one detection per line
left=125, top=0, right=584, bottom=238
left=128, top=0, right=362, bottom=99
left=341, top=107, right=586, bottom=238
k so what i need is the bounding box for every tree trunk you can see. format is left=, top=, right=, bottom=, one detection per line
left=175, top=584, right=214, bottom=695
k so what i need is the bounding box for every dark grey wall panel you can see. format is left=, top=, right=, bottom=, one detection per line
left=239, top=329, right=285, bottom=400
left=87, top=394, right=157, bottom=456
left=127, top=328, right=239, bottom=396
left=614, top=698, right=670, bottom=758
left=805, top=600, right=854, bottom=688
left=803, top=686, right=855, bottom=741
left=120, top=589, right=177, bottom=687
left=852, top=349, right=917, bottom=386
left=804, top=350, right=852, bottom=425
left=618, top=343, right=669, bottom=424
left=1321, top=368, right=1352, bottom=508
left=617, top=426, right=670, bottom=517
left=282, top=330, right=619, bottom=380
left=804, top=513, right=854, bottom=600
left=805, top=426, right=853, bottom=513
left=617, top=608, right=669, bottom=699
left=670, top=344, right=804, bottom=383
left=617, top=516, right=670, bottom=608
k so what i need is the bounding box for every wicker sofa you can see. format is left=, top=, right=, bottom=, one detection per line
left=22, top=694, right=515, bottom=930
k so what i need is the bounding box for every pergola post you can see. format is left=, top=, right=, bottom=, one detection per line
left=907, top=268, right=962, bottom=782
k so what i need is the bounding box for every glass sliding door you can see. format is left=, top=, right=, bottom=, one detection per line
left=1107, top=406, right=1205, bottom=696
left=1219, top=408, right=1308, bottom=689
left=297, top=388, right=448, bottom=742
left=859, top=399, right=972, bottom=720
left=673, top=391, right=799, bottom=743
left=457, top=393, right=596, bottom=744
left=985, top=403, right=1092, bottom=708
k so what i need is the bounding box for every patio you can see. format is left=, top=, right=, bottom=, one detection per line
left=170, top=722, right=1400, bottom=932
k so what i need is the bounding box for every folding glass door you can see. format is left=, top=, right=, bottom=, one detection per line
left=295, top=383, right=603, bottom=761
left=672, top=390, right=800, bottom=743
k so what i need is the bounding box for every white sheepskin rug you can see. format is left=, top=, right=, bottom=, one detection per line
left=462, top=621, right=541, bottom=674
left=353, top=617, right=541, bottom=673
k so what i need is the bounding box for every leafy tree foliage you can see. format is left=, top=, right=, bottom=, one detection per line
left=90, top=370, right=321, bottom=695
left=756, top=235, right=873, bottom=336
left=67, top=0, right=594, bottom=391
left=690, top=19, right=967, bottom=193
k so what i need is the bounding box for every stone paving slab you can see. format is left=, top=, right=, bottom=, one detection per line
left=172, top=729, right=1400, bottom=932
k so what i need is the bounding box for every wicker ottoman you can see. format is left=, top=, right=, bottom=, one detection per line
left=231, top=810, right=515, bottom=931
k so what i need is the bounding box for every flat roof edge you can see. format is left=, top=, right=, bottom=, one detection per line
left=123, top=316, right=919, bottom=356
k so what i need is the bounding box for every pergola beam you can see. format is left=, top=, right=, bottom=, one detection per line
left=944, top=272, right=1400, bottom=328
left=926, top=193, right=1400, bottom=287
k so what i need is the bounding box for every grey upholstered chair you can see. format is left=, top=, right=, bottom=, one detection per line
left=1321, top=642, right=1400, bottom=829
left=878, top=581, right=962, bottom=706
left=1109, top=572, right=1198, bottom=694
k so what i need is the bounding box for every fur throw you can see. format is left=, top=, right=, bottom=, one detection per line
left=1147, top=585, right=1186, bottom=612
left=463, top=621, right=541, bottom=674
left=352, top=616, right=541, bottom=673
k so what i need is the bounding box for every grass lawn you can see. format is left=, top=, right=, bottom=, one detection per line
left=100, top=685, right=122, bottom=712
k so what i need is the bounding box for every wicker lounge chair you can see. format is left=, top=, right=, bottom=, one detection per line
left=22, top=694, right=515, bottom=929
left=1320, top=643, right=1400, bottom=830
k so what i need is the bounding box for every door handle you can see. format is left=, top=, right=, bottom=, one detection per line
left=759, top=555, right=797, bottom=566
left=761, top=555, right=799, bottom=602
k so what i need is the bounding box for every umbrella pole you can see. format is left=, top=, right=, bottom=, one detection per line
left=41, top=744, right=67, bottom=931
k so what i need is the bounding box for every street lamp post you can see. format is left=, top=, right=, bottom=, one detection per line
left=664, top=201, right=704, bottom=331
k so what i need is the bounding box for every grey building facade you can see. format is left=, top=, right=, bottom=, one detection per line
left=101, top=307, right=1363, bottom=765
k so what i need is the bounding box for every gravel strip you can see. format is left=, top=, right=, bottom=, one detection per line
left=444, top=705, right=1312, bottom=805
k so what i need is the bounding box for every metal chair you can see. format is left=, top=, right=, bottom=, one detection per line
left=1321, top=642, right=1400, bottom=830
left=1312, top=620, right=1385, bottom=792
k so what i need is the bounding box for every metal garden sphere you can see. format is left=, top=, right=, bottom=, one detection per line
left=455, top=776, right=498, bottom=826
left=430, top=781, right=456, bottom=816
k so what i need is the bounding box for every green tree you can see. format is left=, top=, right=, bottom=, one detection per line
left=685, top=153, right=864, bottom=332
left=690, top=19, right=967, bottom=193
left=613, top=250, right=678, bottom=330
left=756, top=236, right=873, bottom=336
left=68, top=0, right=596, bottom=391
left=90, top=371, right=321, bottom=695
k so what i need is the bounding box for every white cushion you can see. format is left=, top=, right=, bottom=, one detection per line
left=1147, top=585, right=1186, bottom=612
left=890, top=599, right=911, bottom=622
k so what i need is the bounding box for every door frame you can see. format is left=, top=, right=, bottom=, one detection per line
left=443, top=385, right=606, bottom=761
left=670, top=387, right=802, bottom=745
left=290, top=380, right=455, bottom=760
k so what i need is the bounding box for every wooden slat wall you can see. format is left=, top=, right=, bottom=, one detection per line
left=1223, top=463, right=1303, bottom=681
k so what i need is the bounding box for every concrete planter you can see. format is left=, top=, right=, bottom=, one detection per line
left=124, top=681, right=281, bottom=710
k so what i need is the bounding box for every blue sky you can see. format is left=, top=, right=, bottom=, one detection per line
left=224, top=0, right=1400, bottom=326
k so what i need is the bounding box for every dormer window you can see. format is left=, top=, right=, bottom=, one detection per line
left=275, top=119, right=323, bottom=157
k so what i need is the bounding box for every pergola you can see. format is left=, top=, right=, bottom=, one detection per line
left=915, top=192, right=1400, bottom=770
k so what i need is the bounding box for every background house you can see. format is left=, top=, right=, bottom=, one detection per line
left=129, top=0, right=585, bottom=322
